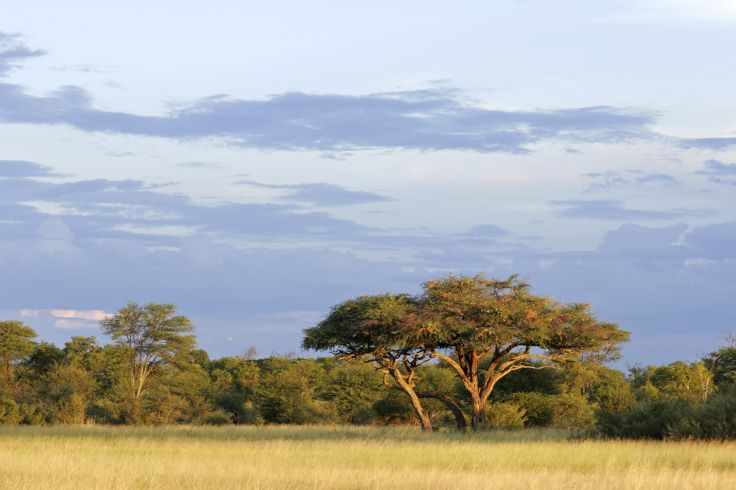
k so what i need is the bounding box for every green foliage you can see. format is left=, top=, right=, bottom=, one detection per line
left=0, top=321, right=37, bottom=363
left=703, top=337, right=736, bottom=389
left=303, top=274, right=629, bottom=432
left=485, top=402, right=526, bottom=429
left=38, top=364, right=97, bottom=424
left=506, top=392, right=596, bottom=430
left=630, top=361, right=713, bottom=403
left=101, top=303, right=196, bottom=423
left=0, top=298, right=730, bottom=441
left=255, top=358, right=331, bottom=424
left=0, top=321, right=37, bottom=386
left=371, top=391, right=416, bottom=425
left=317, top=360, right=383, bottom=424
left=100, top=302, right=195, bottom=368
left=492, top=363, right=562, bottom=398
left=0, top=391, right=21, bottom=425
left=302, top=294, right=421, bottom=358
left=597, top=391, right=736, bottom=440
left=419, top=275, right=628, bottom=361
left=694, top=393, right=736, bottom=439
left=596, top=399, right=698, bottom=439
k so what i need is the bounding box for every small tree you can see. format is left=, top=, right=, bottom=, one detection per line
left=100, top=302, right=195, bottom=423
left=0, top=321, right=37, bottom=389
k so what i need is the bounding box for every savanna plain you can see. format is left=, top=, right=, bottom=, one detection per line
left=1, top=425, right=734, bottom=490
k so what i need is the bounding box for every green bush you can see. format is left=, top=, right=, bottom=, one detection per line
left=507, top=392, right=595, bottom=430
left=695, top=394, right=736, bottom=439
left=596, top=399, right=697, bottom=439
left=486, top=402, right=526, bottom=429
left=0, top=393, right=20, bottom=425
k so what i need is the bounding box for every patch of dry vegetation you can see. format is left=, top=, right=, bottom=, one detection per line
left=0, top=426, right=734, bottom=489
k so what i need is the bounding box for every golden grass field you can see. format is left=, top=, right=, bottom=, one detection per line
left=0, top=425, right=734, bottom=489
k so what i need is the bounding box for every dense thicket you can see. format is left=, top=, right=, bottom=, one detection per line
left=1, top=306, right=734, bottom=439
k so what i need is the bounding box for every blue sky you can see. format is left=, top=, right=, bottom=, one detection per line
left=1, top=0, right=735, bottom=364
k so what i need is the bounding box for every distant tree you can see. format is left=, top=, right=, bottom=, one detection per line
left=243, top=345, right=258, bottom=361
left=100, top=302, right=195, bottom=423
left=317, top=359, right=384, bottom=424
left=38, top=364, right=97, bottom=424
left=23, top=342, right=65, bottom=379
left=206, top=356, right=260, bottom=424
left=704, top=335, right=736, bottom=390
left=0, top=321, right=37, bottom=388
left=418, top=275, right=629, bottom=429
left=63, top=336, right=101, bottom=369
left=255, top=358, right=330, bottom=424
left=631, top=361, right=714, bottom=403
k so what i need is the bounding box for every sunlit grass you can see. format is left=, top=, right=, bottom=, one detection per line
left=0, top=425, right=734, bottom=489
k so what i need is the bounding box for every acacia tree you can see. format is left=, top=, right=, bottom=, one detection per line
left=419, top=275, right=630, bottom=429
left=0, top=321, right=37, bottom=389
left=302, top=294, right=438, bottom=431
left=100, top=302, right=195, bottom=423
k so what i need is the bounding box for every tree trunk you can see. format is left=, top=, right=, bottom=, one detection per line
left=470, top=396, right=486, bottom=430
left=406, top=388, right=434, bottom=431
left=389, top=367, right=433, bottom=431
left=418, top=391, right=467, bottom=432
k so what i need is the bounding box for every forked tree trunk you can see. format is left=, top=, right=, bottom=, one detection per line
left=389, top=367, right=433, bottom=431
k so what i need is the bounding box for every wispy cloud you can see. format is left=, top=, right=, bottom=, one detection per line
left=175, top=161, right=223, bottom=169
left=678, top=137, right=736, bottom=151
left=0, top=160, right=63, bottom=178
left=695, top=159, right=736, bottom=185
left=552, top=200, right=715, bottom=220
left=0, top=161, right=375, bottom=244
left=584, top=170, right=680, bottom=190
left=0, top=85, right=657, bottom=153
left=235, top=180, right=392, bottom=206
left=0, top=32, right=45, bottom=76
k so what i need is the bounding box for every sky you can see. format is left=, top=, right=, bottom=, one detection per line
left=1, top=0, right=734, bottom=365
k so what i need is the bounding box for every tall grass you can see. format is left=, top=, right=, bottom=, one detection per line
left=0, top=425, right=734, bottom=489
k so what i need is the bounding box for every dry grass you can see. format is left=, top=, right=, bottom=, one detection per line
left=0, top=425, right=734, bottom=489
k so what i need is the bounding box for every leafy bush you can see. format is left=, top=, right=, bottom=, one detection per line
left=486, top=402, right=526, bottom=429
left=507, top=392, right=595, bottom=430
left=596, top=399, right=697, bottom=439
left=0, top=393, right=20, bottom=425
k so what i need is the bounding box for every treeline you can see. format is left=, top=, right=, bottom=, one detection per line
left=0, top=325, right=734, bottom=439
left=1, top=274, right=734, bottom=439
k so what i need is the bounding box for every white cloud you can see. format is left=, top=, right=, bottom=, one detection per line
left=19, top=309, right=41, bottom=318
left=53, top=318, right=99, bottom=330
left=49, top=309, right=112, bottom=321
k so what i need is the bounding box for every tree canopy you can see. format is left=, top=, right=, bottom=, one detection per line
left=303, top=294, right=437, bottom=430
left=0, top=321, right=37, bottom=386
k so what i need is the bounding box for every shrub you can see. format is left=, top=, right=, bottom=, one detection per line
left=486, top=402, right=526, bottom=429
left=0, top=393, right=20, bottom=425
left=596, top=399, right=697, bottom=439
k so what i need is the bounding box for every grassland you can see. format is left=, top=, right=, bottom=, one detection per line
left=0, top=425, right=734, bottom=489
